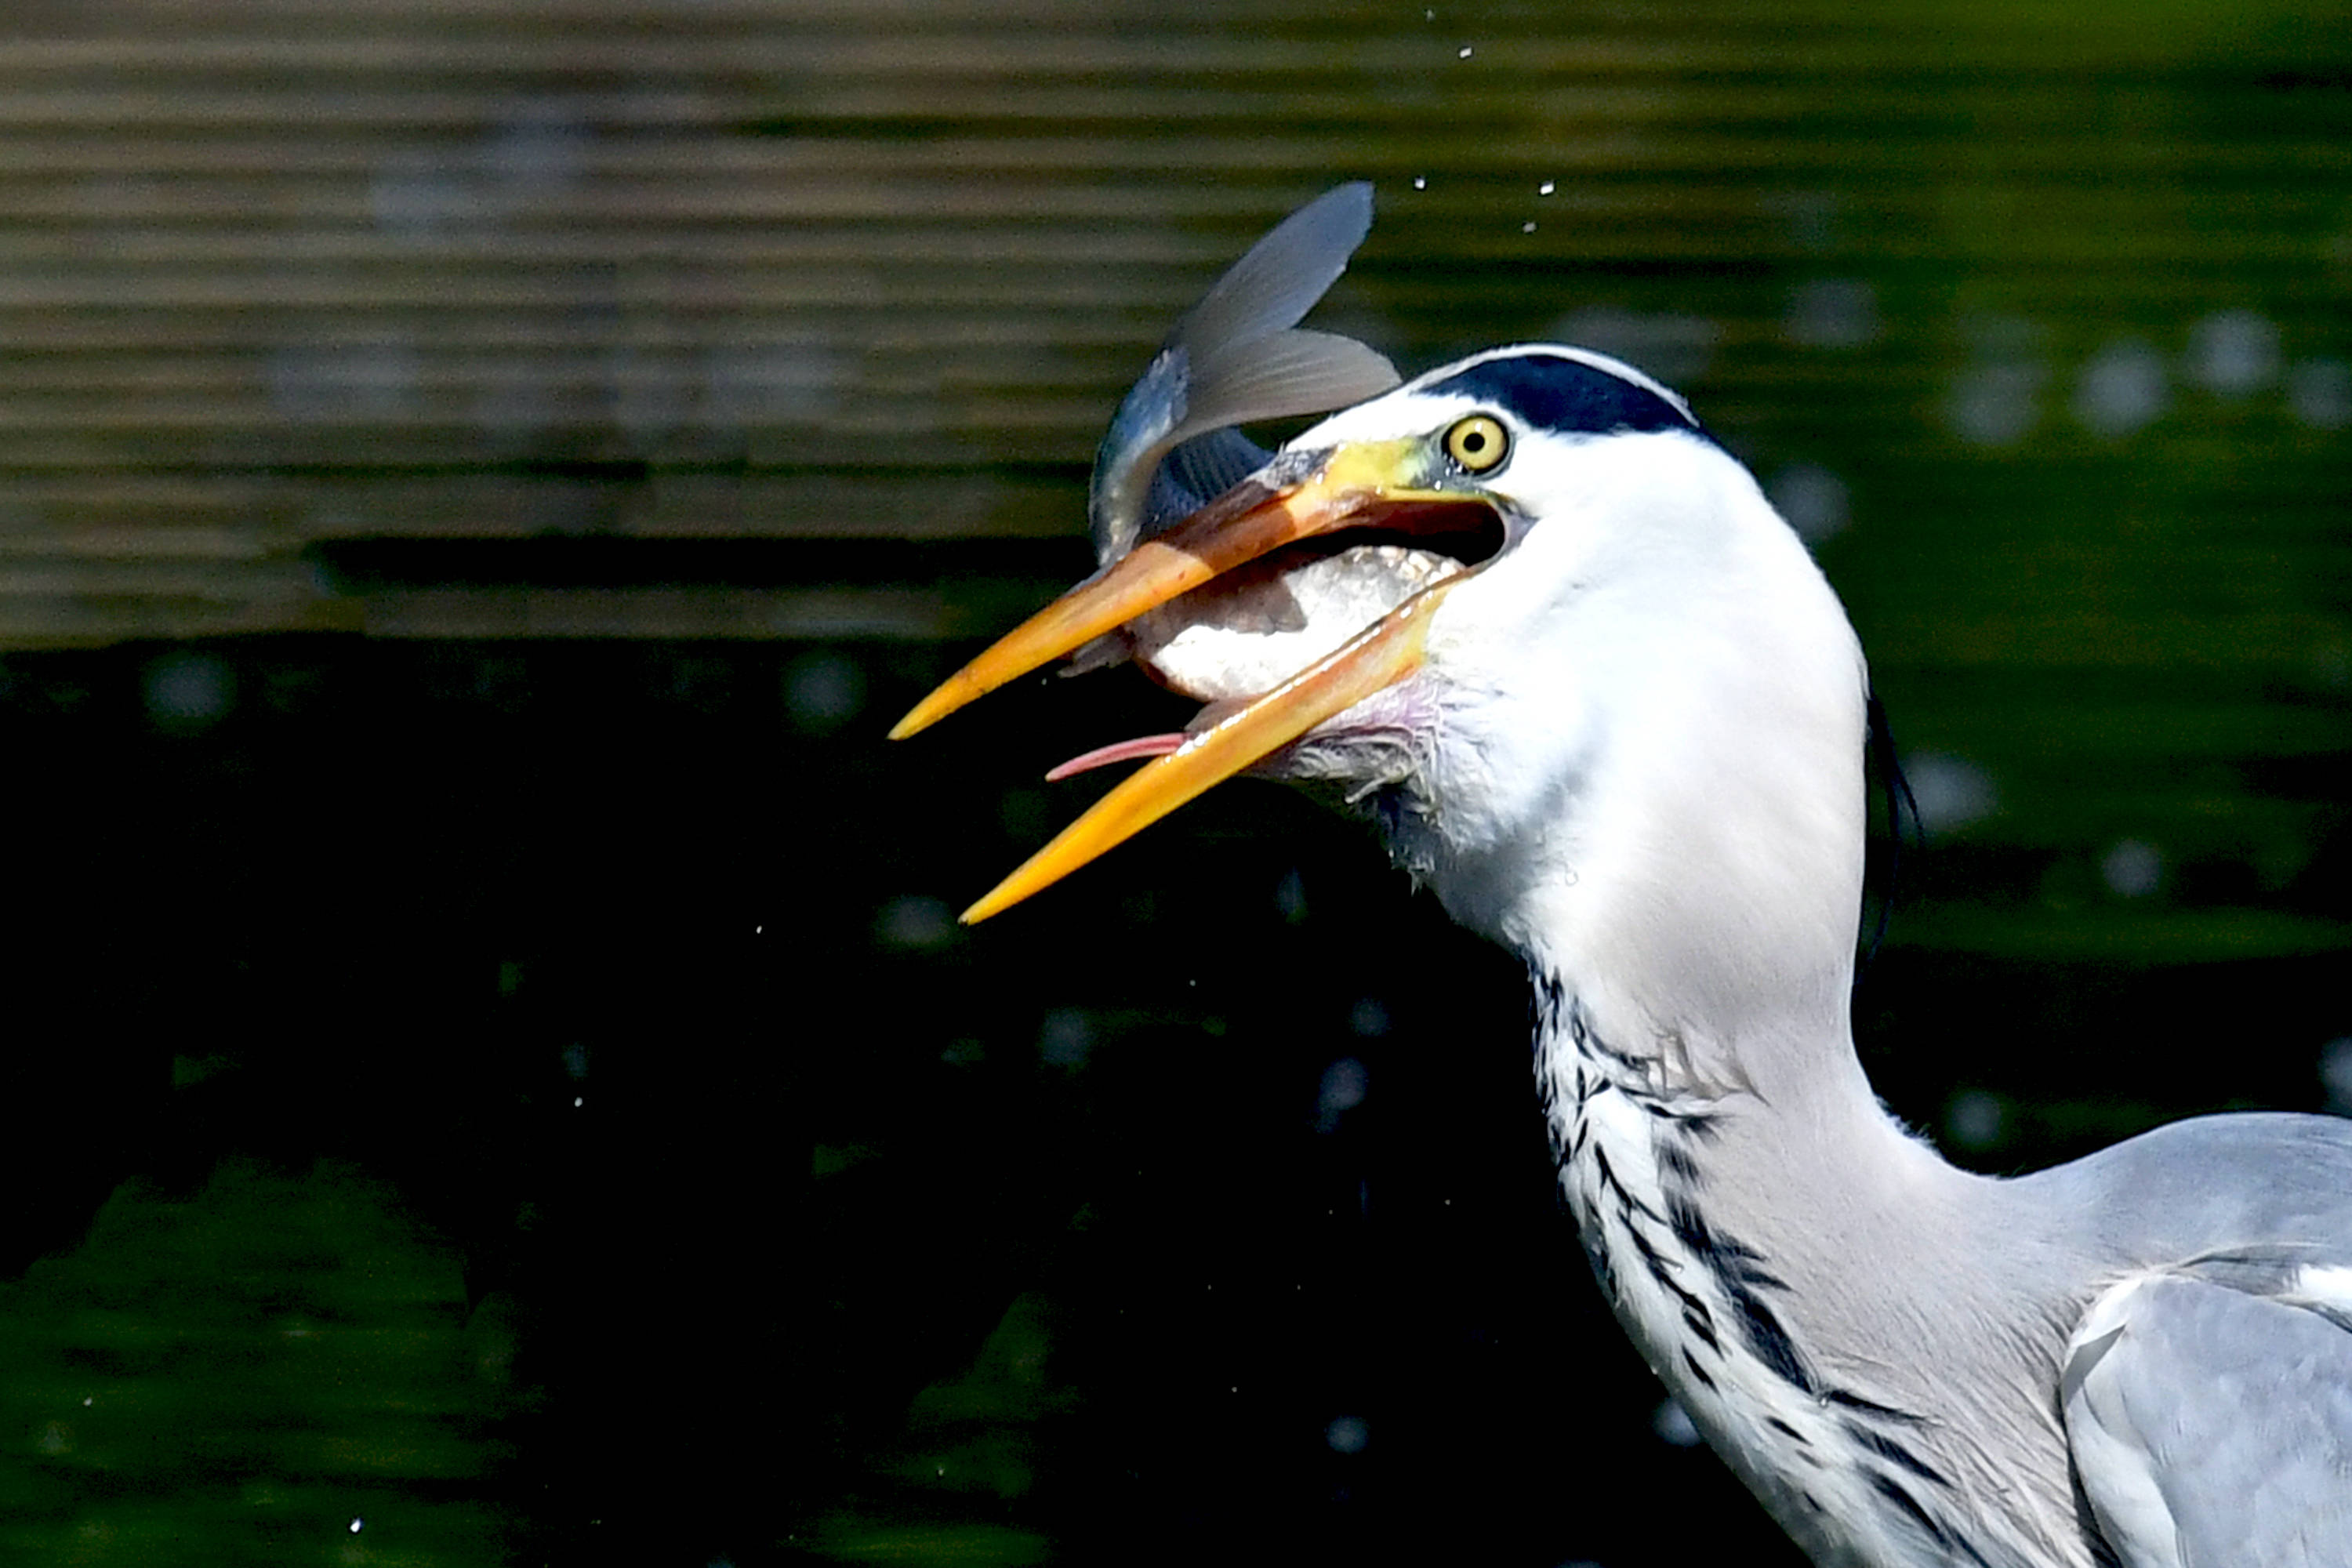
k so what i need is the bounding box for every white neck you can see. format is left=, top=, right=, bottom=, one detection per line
left=1373, top=453, right=2092, bottom=1564
left=1407, top=440, right=1879, bottom=1105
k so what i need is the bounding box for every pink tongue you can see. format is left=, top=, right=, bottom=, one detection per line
left=1045, top=732, right=1187, bottom=781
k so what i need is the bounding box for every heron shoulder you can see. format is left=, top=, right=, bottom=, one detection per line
left=2062, top=1268, right=2352, bottom=1565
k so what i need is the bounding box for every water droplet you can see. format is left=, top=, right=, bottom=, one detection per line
left=2185, top=309, right=2279, bottom=397
left=2100, top=840, right=2163, bottom=899
left=2072, top=337, right=2169, bottom=437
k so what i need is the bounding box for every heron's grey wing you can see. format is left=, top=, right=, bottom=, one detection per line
left=2062, top=1270, right=2352, bottom=1567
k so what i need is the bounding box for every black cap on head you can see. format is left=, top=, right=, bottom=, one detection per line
left=1422, top=350, right=1712, bottom=445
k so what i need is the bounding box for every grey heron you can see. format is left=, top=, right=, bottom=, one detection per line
left=892, top=184, right=2352, bottom=1566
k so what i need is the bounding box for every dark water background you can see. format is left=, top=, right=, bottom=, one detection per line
left=0, top=2, right=2346, bottom=1564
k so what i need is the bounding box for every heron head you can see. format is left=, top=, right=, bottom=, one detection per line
left=895, top=342, right=1870, bottom=957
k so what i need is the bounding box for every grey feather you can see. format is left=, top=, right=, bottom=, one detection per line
left=1088, top=183, right=1399, bottom=563
left=2036, top=1114, right=2352, bottom=1267
left=2063, top=1272, right=2352, bottom=1566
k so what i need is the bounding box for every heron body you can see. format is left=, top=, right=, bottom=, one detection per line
left=895, top=187, right=2352, bottom=1566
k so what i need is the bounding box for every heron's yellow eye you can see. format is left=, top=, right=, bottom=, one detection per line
left=1444, top=415, right=1509, bottom=473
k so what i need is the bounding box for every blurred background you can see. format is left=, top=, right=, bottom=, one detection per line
left=0, top=1, right=2345, bottom=1563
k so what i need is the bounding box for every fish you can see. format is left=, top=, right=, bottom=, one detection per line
left=1065, top=183, right=1406, bottom=697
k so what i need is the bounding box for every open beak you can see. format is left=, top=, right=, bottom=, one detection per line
left=890, top=437, right=1497, bottom=922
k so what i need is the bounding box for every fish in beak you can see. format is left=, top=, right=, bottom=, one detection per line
left=890, top=437, right=1502, bottom=922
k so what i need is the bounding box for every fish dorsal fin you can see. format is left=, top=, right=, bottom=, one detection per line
left=1090, top=184, right=1400, bottom=561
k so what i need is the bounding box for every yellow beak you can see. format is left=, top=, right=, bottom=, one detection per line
left=890, top=437, right=1490, bottom=921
